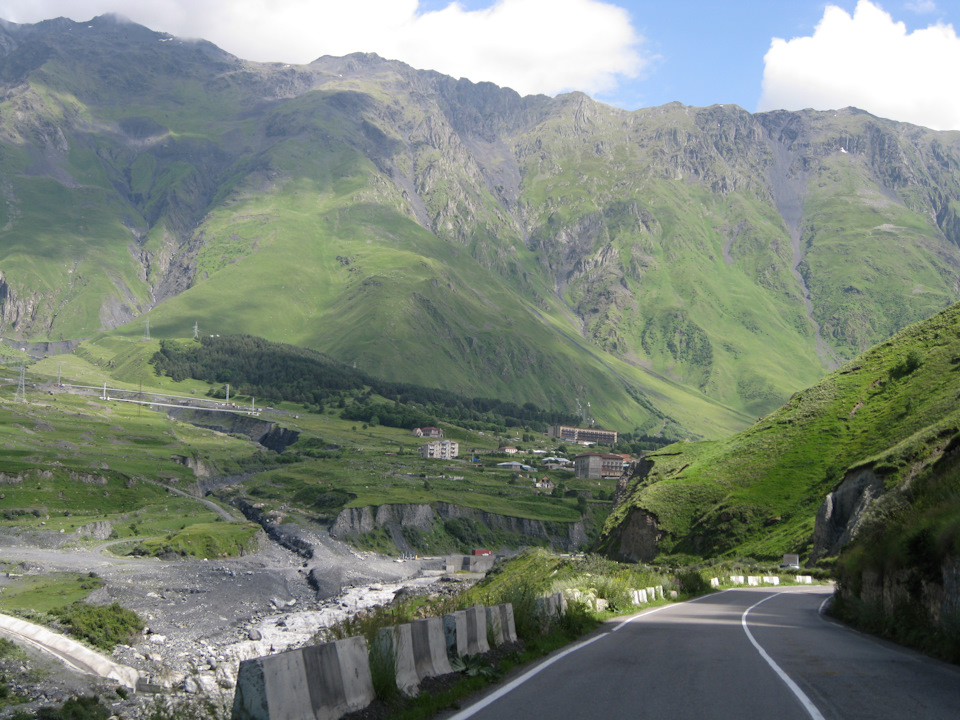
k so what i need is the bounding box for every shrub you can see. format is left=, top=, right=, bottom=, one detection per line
left=368, top=630, right=399, bottom=701
left=676, top=569, right=711, bottom=596
left=52, top=602, right=144, bottom=650
left=35, top=695, right=111, bottom=720
left=0, top=638, right=21, bottom=659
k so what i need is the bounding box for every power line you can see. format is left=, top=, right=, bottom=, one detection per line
left=13, top=362, right=26, bottom=403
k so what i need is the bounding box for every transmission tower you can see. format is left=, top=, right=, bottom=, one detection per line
left=193, top=321, right=199, bottom=340
left=13, top=362, right=26, bottom=403
left=142, top=318, right=151, bottom=341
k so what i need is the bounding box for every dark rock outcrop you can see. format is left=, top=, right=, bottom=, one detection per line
left=233, top=499, right=313, bottom=559
left=166, top=409, right=299, bottom=451
left=600, top=507, right=663, bottom=563
left=810, top=468, right=886, bottom=561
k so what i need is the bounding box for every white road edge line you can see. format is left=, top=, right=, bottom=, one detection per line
left=742, top=593, right=826, bottom=720
left=447, top=591, right=730, bottom=720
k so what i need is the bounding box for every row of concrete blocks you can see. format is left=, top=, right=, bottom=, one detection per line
left=562, top=585, right=665, bottom=612
left=716, top=575, right=814, bottom=587
left=628, top=586, right=665, bottom=605
left=728, top=575, right=781, bottom=586
left=232, top=603, right=517, bottom=720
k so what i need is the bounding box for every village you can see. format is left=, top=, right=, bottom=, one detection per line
left=412, top=422, right=633, bottom=495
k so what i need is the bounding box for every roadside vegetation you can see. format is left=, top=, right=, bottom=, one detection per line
left=831, top=452, right=960, bottom=663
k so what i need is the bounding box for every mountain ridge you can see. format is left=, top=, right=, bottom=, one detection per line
left=1, top=15, right=959, bottom=436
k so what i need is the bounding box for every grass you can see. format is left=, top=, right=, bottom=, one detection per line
left=2, top=346, right=606, bottom=558
left=0, top=573, right=104, bottom=615
left=129, top=522, right=263, bottom=559
left=600, top=300, right=960, bottom=561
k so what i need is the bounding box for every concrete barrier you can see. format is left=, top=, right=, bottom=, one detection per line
left=492, top=603, right=517, bottom=643
left=486, top=606, right=506, bottom=646
left=710, top=577, right=720, bottom=588
left=443, top=611, right=468, bottom=657
left=729, top=575, right=745, bottom=584
left=536, top=592, right=567, bottom=619
left=464, top=606, right=490, bottom=655
left=233, top=636, right=373, bottom=720
left=655, top=585, right=664, bottom=599
left=762, top=576, right=781, bottom=586
left=795, top=575, right=813, bottom=584
left=747, top=576, right=760, bottom=586
left=374, top=624, right=418, bottom=697
left=630, top=588, right=648, bottom=605
left=410, top=617, right=453, bottom=680
left=445, top=555, right=496, bottom=574
left=0, top=612, right=139, bottom=689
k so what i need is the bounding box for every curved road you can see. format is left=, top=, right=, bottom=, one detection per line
left=447, top=587, right=960, bottom=720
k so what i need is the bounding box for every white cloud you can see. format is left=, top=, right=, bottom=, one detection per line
left=758, top=0, right=960, bottom=130
left=0, top=0, right=649, bottom=98
left=905, top=1, right=937, bottom=13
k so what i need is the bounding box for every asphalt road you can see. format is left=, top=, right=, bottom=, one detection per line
left=447, top=587, right=960, bottom=720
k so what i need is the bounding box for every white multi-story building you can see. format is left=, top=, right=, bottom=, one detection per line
left=548, top=424, right=618, bottom=445
left=419, top=440, right=459, bottom=459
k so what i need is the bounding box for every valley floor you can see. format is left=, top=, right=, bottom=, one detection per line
left=0, top=526, right=450, bottom=717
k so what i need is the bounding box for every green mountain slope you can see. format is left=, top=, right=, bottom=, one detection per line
left=597, top=301, right=960, bottom=561
left=1, top=16, right=959, bottom=436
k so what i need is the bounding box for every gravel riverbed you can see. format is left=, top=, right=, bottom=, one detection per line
left=0, top=527, right=462, bottom=718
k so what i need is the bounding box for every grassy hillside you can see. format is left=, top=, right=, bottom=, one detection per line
left=598, top=300, right=960, bottom=562
left=1, top=339, right=619, bottom=556
left=2, top=18, right=960, bottom=441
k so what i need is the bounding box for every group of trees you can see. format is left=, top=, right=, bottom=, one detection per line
left=612, top=431, right=677, bottom=455
left=152, top=335, right=580, bottom=431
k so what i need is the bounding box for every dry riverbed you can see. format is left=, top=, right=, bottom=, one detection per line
left=0, top=526, right=459, bottom=718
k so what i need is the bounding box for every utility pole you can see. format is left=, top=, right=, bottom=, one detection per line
left=57, top=362, right=62, bottom=388
left=225, top=384, right=230, bottom=404
left=193, top=321, right=199, bottom=340
left=14, top=362, right=26, bottom=403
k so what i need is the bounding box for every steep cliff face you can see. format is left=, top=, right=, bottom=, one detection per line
left=810, top=468, right=886, bottom=561
left=329, top=501, right=587, bottom=552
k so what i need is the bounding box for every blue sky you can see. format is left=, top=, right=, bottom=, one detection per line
left=2, top=1, right=959, bottom=129
left=599, top=1, right=958, bottom=118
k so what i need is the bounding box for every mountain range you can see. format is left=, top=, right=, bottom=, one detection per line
left=2, top=14, right=960, bottom=438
